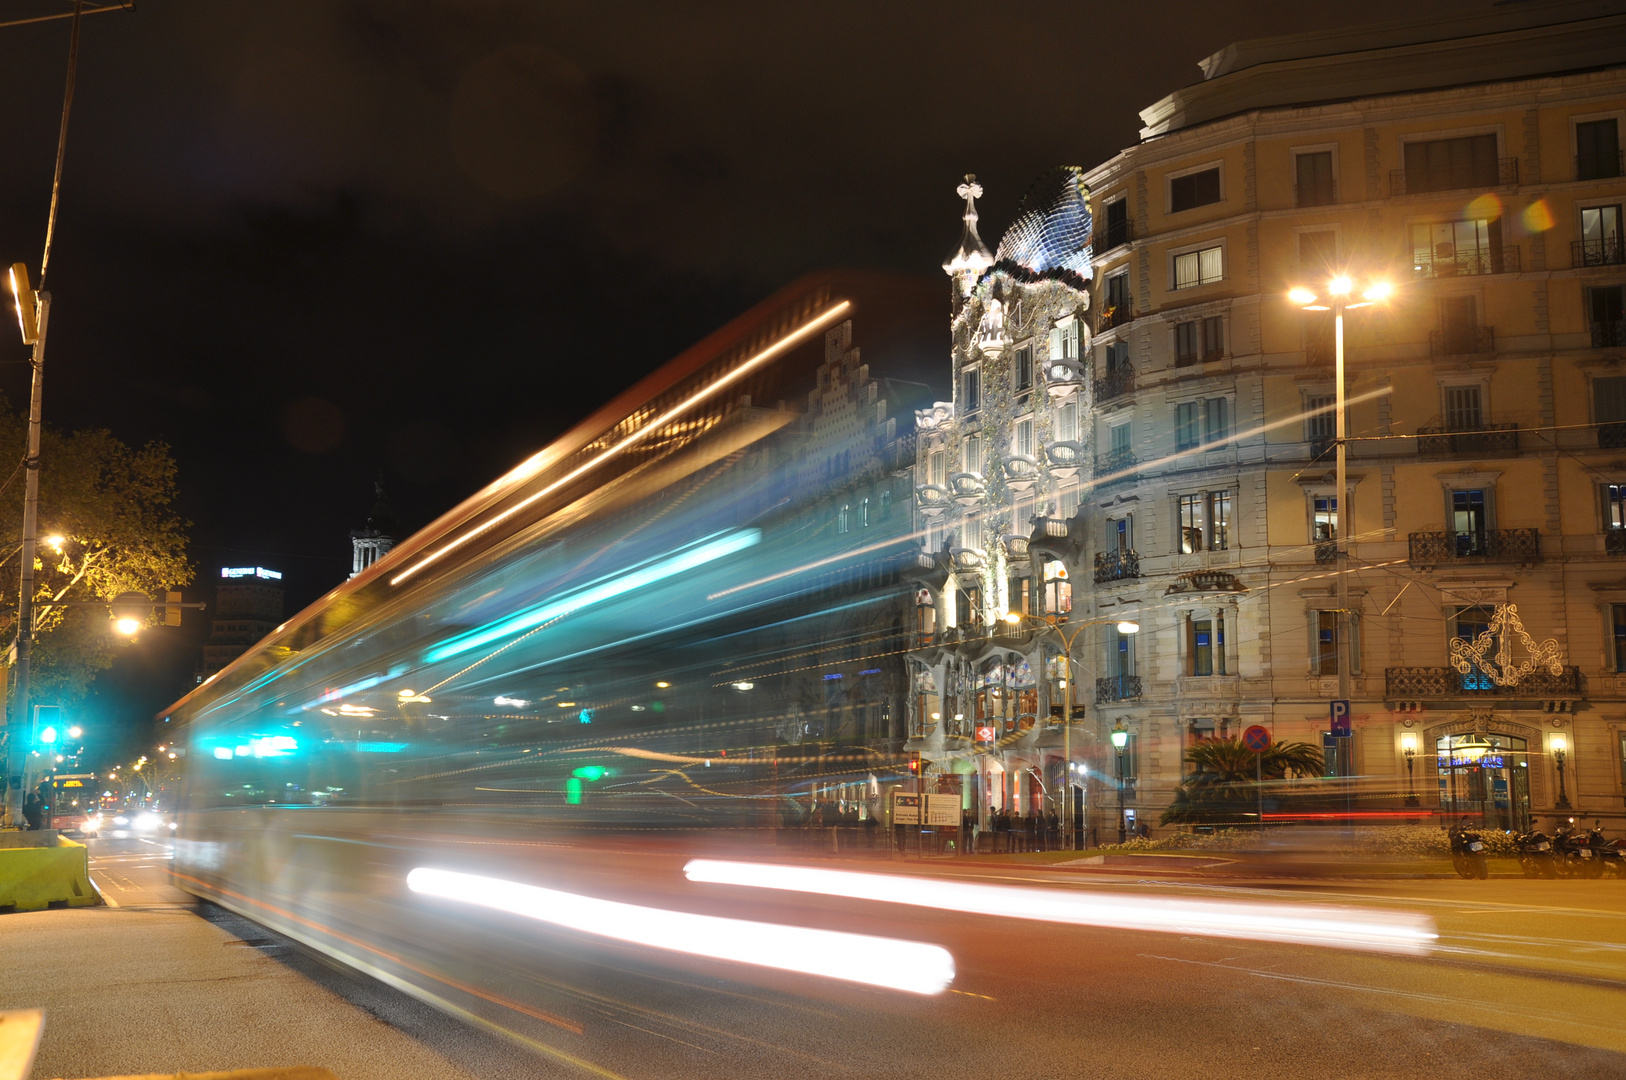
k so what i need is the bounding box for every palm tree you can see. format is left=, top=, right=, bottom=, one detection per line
left=1161, top=737, right=1323, bottom=825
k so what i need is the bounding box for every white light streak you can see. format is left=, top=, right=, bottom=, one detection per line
left=406, top=867, right=953, bottom=995
left=391, top=301, right=851, bottom=587
left=683, top=860, right=1437, bottom=956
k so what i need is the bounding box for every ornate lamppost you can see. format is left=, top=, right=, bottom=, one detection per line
left=1111, top=721, right=1129, bottom=844
left=1551, top=732, right=1572, bottom=810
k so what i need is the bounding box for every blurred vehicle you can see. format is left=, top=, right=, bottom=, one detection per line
left=100, top=809, right=175, bottom=838
left=1449, top=818, right=1488, bottom=879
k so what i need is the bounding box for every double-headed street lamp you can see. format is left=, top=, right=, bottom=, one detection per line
left=1286, top=275, right=1394, bottom=732
left=1003, top=610, right=1139, bottom=848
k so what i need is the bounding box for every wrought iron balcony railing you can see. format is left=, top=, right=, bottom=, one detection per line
left=1093, top=221, right=1133, bottom=253
left=1175, top=347, right=1226, bottom=367
left=1314, top=540, right=1339, bottom=564
left=1295, top=180, right=1337, bottom=207
left=1412, top=246, right=1519, bottom=278
left=1093, top=549, right=1141, bottom=584
left=1608, top=529, right=1626, bottom=555
left=1094, top=366, right=1134, bottom=402
left=1407, top=528, right=1539, bottom=567
left=1415, top=424, right=1518, bottom=455
left=1385, top=666, right=1582, bottom=700
left=1094, top=446, right=1137, bottom=485
left=1428, top=325, right=1495, bottom=357
left=1573, top=237, right=1626, bottom=268
left=1593, top=320, right=1626, bottom=349
left=1095, top=674, right=1143, bottom=704
left=1577, top=150, right=1625, bottom=181
left=1601, top=422, right=1626, bottom=448
left=1391, top=158, right=1518, bottom=195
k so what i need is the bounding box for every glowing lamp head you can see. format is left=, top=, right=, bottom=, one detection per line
left=1116, top=620, right=1140, bottom=635
left=1110, top=725, right=1129, bottom=750
left=655, top=681, right=670, bottom=688
left=114, top=616, right=141, bottom=636
left=1288, top=287, right=1318, bottom=306
left=68, top=726, right=82, bottom=739
left=1452, top=734, right=1493, bottom=763
left=1551, top=732, right=1568, bottom=755
left=1327, top=276, right=1353, bottom=296
left=1400, top=731, right=1418, bottom=755
left=1362, top=281, right=1393, bottom=302
left=1003, top=611, right=1022, bottom=625
left=43, top=534, right=64, bottom=551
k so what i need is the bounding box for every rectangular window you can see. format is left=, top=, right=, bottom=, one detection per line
left=1455, top=605, right=1496, bottom=689
left=1295, top=151, right=1335, bottom=206
left=1043, top=560, right=1071, bottom=616
left=1175, top=321, right=1199, bottom=365
left=838, top=504, right=850, bottom=534
left=1191, top=617, right=1216, bottom=676
left=1201, top=315, right=1224, bottom=361
left=1106, top=271, right=1131, bottom=313
left=956, top=584, right=982, bottom=629
left=1577, top=118, right=1622, bottom=180
left=879, top=489, right=891, bottom=521
left=1173, top=245, right=1224, bottom=289
left=1313, top=496, right=1338, bottom=541
left=1014, top=346, right=1033, bottom=392
left=1056, top=401, right=1078, bottom=443
left=1452, top=489, right=1487, bottom=534
left=1403, top=134, right=1499, bottom=193
left=1592, top=285, right=1626, bottom=328
left=1110, top=422, right=1132, bottom=454
left=1115, top=628, right=1135, bottom=676
left=962, top=368, right=981, bottom=413
left=1170, top=166, right=1221, bottom=212
left=1112, top=516, right=1132, bottom=554
left=1605, top=483, right=1626, bottom=530
left=1179, top=492, right=1204, bottom=553
left=1445, top=385, right=1483, bottom=432
left=1105, top=339, right=1130, bottom=372
left=964, top=434, right=982, bottom=475
left=1315, top=611, right=1339, bottom=675
left=1050, top=320, right=1080, bottom=362
left=929, top=449, right=946, bottom=487
left=1208, top=491, right=1231, bottom=550
left=1439, top=295, right=1479, bottom=353
left=1058, top=485, right=1080, bottom=520
left=1299, top=229, right=1338, bottom=273
left=1014, top=418, right=1034, bottom=459
left=1100, top=197, right=1130, bottom=249
left=1175, top=401, right=1201, bottom=451
left=1305, top=394, right=1336, bottom=441
left=1411, top=219, right=1503, bottom=277
left=1613, top=604, right=1626, bottom=672
left=860, top=497, right=870, bottom=528
left=962, top=515, right=983, bottom=551
left=1205, top=397, right=1229, bottom=446
left=1583, top=205, right=1622, bottom=248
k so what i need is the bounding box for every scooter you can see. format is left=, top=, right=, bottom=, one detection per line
left=1553, top=819, right=1606, bottom=879
left=1449, top=818, right=1489, bottom=880
left=1513, top=827, right=1557, bottom=878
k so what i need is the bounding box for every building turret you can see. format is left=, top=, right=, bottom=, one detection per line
left=942, top=174, right=993, bottom=301
left=350, top=481, right=397, bottom=579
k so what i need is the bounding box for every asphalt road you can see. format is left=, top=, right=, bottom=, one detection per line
left=4, top=837, right=1626, bottom=1079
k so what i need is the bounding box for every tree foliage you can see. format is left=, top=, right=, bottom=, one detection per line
left=1160, top=737, right=1324, bottom=826
left=0, top=402, right=192, bottom=707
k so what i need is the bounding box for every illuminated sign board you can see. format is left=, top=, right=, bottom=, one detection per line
left=975, top=725, right=996, bottom=742
left=221, top=567, right=283, bottom=580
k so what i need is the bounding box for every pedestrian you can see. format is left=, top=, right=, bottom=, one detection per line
left=22, top=792, right=43, bottom=831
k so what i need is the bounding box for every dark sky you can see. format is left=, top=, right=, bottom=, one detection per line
left=0, top=0, right=1488, bottom=752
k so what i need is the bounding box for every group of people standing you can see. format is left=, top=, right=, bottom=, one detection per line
left=958, top=807, right=1060, bottom=854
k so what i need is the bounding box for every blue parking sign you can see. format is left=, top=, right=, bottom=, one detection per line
left=1330, top=699, right=1352, bottom=737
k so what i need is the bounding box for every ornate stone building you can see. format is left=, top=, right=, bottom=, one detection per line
left=910, top=2, right=1626, bottom=838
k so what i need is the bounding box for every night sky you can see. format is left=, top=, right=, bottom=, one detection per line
left=0, top=0, right=1485, bottom=752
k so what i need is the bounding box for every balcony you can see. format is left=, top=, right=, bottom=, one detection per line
left=1093, top=221, right=1133, bottom=253
left=1093, top=366, right=1134, bottom=402
left=1407, top=528, right=1539, bottom=568
left=1411, top=246, right=1519, bottom=278
left=1099, top=304, right=1133, bottom=332
left=1307, top=435, right=1335, bottom=462
left=1095, top=674, right=1143, bottom=704
left=1593, top=320, right=1626, bottom=349
left=1577, top=150, right=1624, bottom=181
left=1047, top=356, right=1087, bottom=392
left=1093, top=549, right=1141, bottom=584
left=1385, top=666, right=1583, bottom=700
left=1602, top=421, right=1626, bottom=449
left=1428, top=325, right=1495, bottom=357
left=915, top=484, right=950, bottom=512
left=1390, top=158, right=1518, bottom=196
left=1573, top=237, right=1626, bottom=268
left=949, top=472, right=986, bottom=503
left=1415, top=424, right=1518, bottom=456
left=1002, top=454, right=1041, bottom=489
left=1315, top=540, right=1338, bottom=564
left=1045, top=441, right=1085, bottom=477
left=1175, top=347, right=1226, bottom=368
left=1295, top=180, right=1337, bottom=207
left=1093, top=446, right=1137, bottom=486
left=1608, top=529, right=1626, bottom=555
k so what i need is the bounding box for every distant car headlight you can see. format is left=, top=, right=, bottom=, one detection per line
left=168, top=822, right=178, bottom=831
left=113, top=815, right=130, bottom=826
left=132, top=813, right=160, bottom=832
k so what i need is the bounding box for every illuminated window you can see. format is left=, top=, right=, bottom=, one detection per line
left=962, top=367, right=981, bottom=413
left=1043, top=560, right=1071, bottom=616
left=1173, top=245, right=1223, bottom=290
left=838, top=504, right=850, bottom=533
left=1014, top=418, right=1034, bottom=459
left=1179, top=493, right=1204, bottom=553
left=1313, top=495, right=1338, bottom=541
left=929, top=449, right=946, bottom=487
left=1056, top=400, right=1078, bottom=443
left=1190, top=614, right=1223, bottom=675
left=1207, top=491, right=1231, bottom=551
left=964, top=434, right=982, bottom=475
left=860, top=498, right=870, bottom=528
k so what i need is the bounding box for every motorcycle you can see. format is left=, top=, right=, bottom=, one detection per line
left=1513, top=827, right=1558, bottom=878
left=1553, top=819, right=1606, bottom=879
left=1449, top=818, right=1489, bottom=880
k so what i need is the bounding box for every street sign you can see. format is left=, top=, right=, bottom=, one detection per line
left=925, top=793, right=960, bottom=826
left=1242, top=724, right=1272, bottom=753
left=1330, top=699, right=1352, bottom=737
left=975, top=725, right=996, bottom=743
left=892, top=792, right=921, bottom=825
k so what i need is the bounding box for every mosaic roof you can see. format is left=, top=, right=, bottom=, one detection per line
left=993, top=166, right=1093, bottom=278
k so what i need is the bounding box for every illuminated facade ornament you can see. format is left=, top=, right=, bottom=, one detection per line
left=1447, top=602, right=1565, bottom=687
left=943, top=174, right=994, bottom=294
left=975, top=296, right=1011, bottom=356
left=994, top=166, right=1093, bottom=278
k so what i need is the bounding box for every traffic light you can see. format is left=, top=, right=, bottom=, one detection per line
left=907, top=752, right=921, bottom=775
left=9, top=263, right=37, bottom=345
left=165, top=591, right=183, bottom=627
left=34, top=704, right=61, bottom=749
left=111, top=592, right=150, bottom=636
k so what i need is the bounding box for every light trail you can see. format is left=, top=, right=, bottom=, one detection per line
left=406, top=867, right=955, bottom=995
left=390, top=301, right=851, bottom=587
left=683, top=860, right=1438, bottom=956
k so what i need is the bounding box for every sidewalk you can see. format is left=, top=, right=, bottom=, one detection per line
left=0, top=839, right=555, bottom=1080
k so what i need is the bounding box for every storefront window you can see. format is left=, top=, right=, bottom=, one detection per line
left=1436, top=733, right=1529, bottom=833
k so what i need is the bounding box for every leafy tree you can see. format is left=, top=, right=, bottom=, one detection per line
left=1161, top=737, right=1324, bottom=826
left=0, top=404, right=192, bottom=708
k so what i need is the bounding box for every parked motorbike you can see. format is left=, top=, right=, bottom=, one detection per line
left=1553, top=819, right=1606, bottom=879
left=1513, top=827, right=1558, bottom=878
left=1449, top=818, right=1489, bottom=880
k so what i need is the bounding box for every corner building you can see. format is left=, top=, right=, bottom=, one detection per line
left=910, top=2, right=1626, bottom=839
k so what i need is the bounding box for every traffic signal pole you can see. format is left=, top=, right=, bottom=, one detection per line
left=5, top=291, right=49, bottom=828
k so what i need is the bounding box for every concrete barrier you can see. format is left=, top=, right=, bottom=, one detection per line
left=0, top=834, right=101, bottom=911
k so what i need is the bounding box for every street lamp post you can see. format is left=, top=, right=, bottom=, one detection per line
left=1401, top=731, right=1419, bottom=808
left=1552, top=732, right=1572, bottom=810
left=1003, top=611, right=1138, bottom=849
left=1111, top=721, right=1129, bottom=844
left=1288, top=276, right=1393, bottom=789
